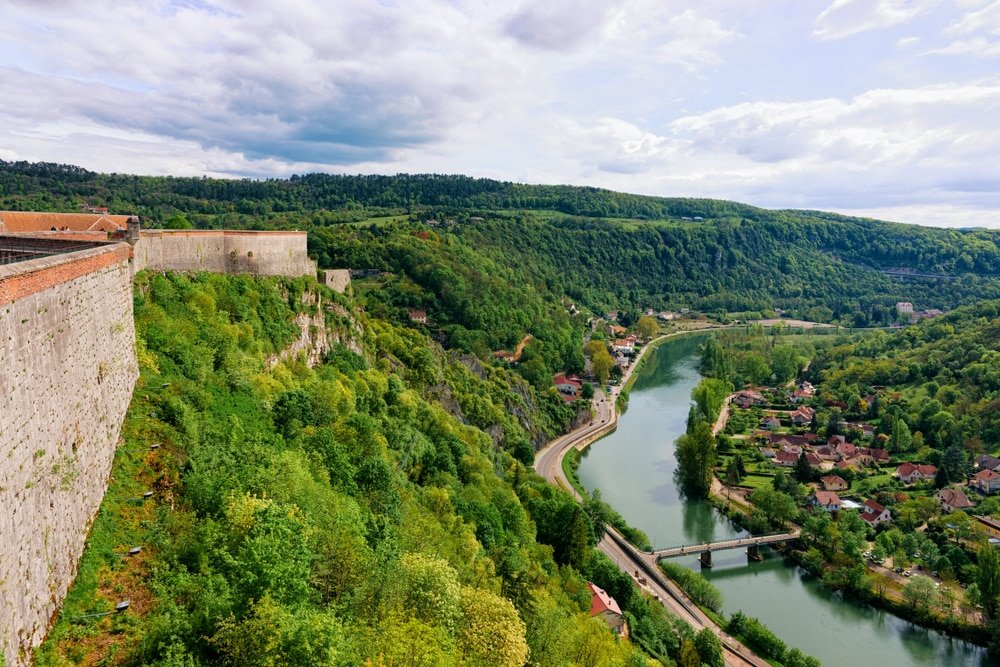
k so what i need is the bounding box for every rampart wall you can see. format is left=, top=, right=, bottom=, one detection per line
left=0, top=243, right=138, bottom=666
left=133, top=230, right=315, bottom=277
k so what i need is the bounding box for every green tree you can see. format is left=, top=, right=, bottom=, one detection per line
left=457, top=586, right=529, bottom=667
left=636, top=315, right=658, bottom=340
left=694, top=628, right=724, bottom=667
left=979, top=543, right=1000, bottom=618
left=902, top=575, right=938, bottom=614
left=675, top=421, right=716, bottom=499
left=794, top=451, right=812, bottom=483
left=592, top=348, right=615, bottom=386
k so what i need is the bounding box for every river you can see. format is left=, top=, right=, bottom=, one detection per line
left=577, top=334, right=989, bottom=667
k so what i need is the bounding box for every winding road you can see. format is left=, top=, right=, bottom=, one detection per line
left=533, top=331, right=768, bottom=667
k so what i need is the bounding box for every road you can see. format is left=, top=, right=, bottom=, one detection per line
left=534, top=330, right=769, bottom=666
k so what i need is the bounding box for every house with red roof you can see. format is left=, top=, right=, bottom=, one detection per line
left=935, top=488, right=975, bottom=512
left=763, top=416, right=782, bottom=430
left=820, top=475, right=848, bottom=491
left=858, top=447, right=890, bottom=465
left=897, top=463, right=937, bottom=484
left=811, top=490, right=842, bottom=512
left=553, top=373, right=583, bottom=401
left=791, top=406, right=816, bottom=426
left=408, top=310, right=428, bottom=324
left=860, top=499, right=891, bottom=526
left=734, top=390, right=766, bottom=409
left=805, top=453, right=823, bottom=467
left=773, top=451, right=798, bottom=467
left=974, top=469, right=1000, bottom=495
left=588, top=582, right=627, bottom=636
left=612, top=337, right=636, bottom=353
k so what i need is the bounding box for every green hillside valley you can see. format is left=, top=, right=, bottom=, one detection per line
left=3, top=162, right=1000, bottom=667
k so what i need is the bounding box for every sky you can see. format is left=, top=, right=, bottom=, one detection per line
left=2, top=0, right=1000, bottom=228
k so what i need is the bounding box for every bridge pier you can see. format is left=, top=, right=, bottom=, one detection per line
left=747, top=544, right=762, bottom=561
left=699, top=550, right=712, bottom=568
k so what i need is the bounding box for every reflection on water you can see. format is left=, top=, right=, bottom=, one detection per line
left=577, top=334, right=989, bottom=667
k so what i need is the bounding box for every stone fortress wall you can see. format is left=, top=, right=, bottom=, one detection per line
left=0, top=241, right=138, bottom=667
left=132, top=229, right=316, bottom=277
left=0, top=214, right=317, bottom=665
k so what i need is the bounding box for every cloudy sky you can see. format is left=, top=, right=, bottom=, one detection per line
left=2, top=0, right=1000, bottom=228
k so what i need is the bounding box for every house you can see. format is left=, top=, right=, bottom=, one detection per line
left=553, top=373, right=583, bottom=400
left=782, top=444, right=803, bottom=456
left=858, top=447, right=890, bottom=465
left=759, top=447, right=776, bottom=459
left=975, top=515, right=1000, bottom=539
left=612, top=338, right=635, bottom=354
left=897, top=463, right=937, bottom=484
left=608, top=325, right=628, bottom=336
left=935, top=488, right=975, bottom=513
left=820, top=475, right=848, bottom=491
left=805, top=453, right=823, bottom=467
left=773, top=451, right=798, bottom=467
left=973, top=469, right=1000, bottom=494
left=408, top=310, right=428, bottom=324
left=763, top=416, right=782, bottom=430
left=860, top=499, right=892, bottom=526
left=658, top=311, right=677, bottom=321
left=814, top=446, right=838, bottom=462
left=811, top=491, right=842, bottom=512
left=588, top=582, right=627, bottom=636
left=835, top=442, right=858, bottom=460
left=896, top=302, right=914, bottom=314
left=734, top=390, right=766, bottom=409
left=791, top=406, right=815, bottom=426
left=828, top=435, right=846, bottom=446
left=975, top=454, right=1000, bottom=472
left=767, top=433, right=817, bottom=449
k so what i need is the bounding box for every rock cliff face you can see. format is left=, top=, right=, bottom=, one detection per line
left=268, top=290, right=363, bottom=369
left=0, top=245, right=138, bottom=667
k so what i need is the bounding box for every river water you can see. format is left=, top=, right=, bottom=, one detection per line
left=577, top=334, right=989, bottom=666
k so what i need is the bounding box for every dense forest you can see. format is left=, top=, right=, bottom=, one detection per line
left=6, top=160, right=1000, bottom=323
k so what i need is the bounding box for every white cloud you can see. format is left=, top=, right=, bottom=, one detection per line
left=813, top=0, right=937, bottom=40
left=926, top=0, right=1000, bottom=57
left=1, top=1, right=999, bottom=229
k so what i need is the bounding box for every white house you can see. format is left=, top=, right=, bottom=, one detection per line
left=860, top=499, right=891, bottom=526
left=974, top=469, right=1000, bottom=495
left=935, top=488, right=975, bottom=513
left=811, top=490, right=842, bottom=512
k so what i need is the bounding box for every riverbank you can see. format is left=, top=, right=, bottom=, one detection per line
left=534, top=333, right=769, bottom=667
left=574, top=336, right=989, bottom=666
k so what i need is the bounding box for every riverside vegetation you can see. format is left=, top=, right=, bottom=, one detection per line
left=674, top=310, right=1000, bottom=652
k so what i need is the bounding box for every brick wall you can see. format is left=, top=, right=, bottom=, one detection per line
left=0, top=244, right=138, bottom=666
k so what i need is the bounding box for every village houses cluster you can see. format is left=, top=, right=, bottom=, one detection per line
left=728, top=379, right=1000, bottom=533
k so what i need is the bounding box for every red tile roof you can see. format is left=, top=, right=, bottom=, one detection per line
left=937, top=488, right=974, bottom=509
left=588, top=582, right=622, bottom=617
left=813, top=491, right=841, bottom=506
left=975, top=469, right=1000, bottom=482
left=820, top=475, right=847, bottom=488
left=0, top=210, right=131, bottom=233
left=897, top=463, right=937, bottom=478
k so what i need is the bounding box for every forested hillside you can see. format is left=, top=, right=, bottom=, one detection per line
left=5, top=160, right=1000, bottom=324
left=808, top=300, right=1000, bottom=465
left=37, top=271, right=714, bottom=666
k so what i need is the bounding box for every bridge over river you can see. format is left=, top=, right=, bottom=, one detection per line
left=651, top=531, right=800, bottom=567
